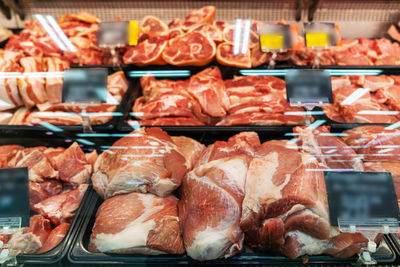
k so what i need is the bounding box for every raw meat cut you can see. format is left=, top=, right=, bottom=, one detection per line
left=107, top=71, right=129, bottom=102
left=162, top=32, right=216, bottom=66
left=92, top=127, right=192, bottom=198
left=182, top=6, right=216, bottom=31
left=342, top=125, right=400, bottom=162
left=375, top=85, right=400, bottom=111
left=187, top=67, right=229, bottom=118
left=388, top=24, right=400, bottom=42
left=33, top=184, right=88, bottom=226
left=322, top=85, right=397, bottom=124
left=294, top=126, right=364, bottom=171
left=331, top=76, right=351, bottom=90
left=216, top=42, right=251, bottom=68
left=171, top=136, right=205, bottom=170
left=123, top=36, right=168, bottom=65
left=137, top=117, right=205, bottom=126
left=44, top=57, right=69, bottom=104
left=179, top=132, right=259, bottom=260
left=50, top=142, right=92, bottom=185
left=8, top=147, right=59, bottom=182
left=29, top=180, right=63, bottom=209
left=37, top=223, right=70, bottom=253
left=222, top=25, right=258, bottom=49
left=188, top=23, right=223, bottom=42
left=0, top=145, right=22, bottom=168
left=7, top=215, right=52, bottom=254
left=141, top=16, right=168, bottom=37
left=89, top=192, right=184, bottom=255
left=240, top=141, right=369, bottom=259
left=18, top=57, right=47, bottom=108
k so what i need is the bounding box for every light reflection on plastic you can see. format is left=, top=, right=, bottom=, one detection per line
left=76, top=138, right=95, bottom=146
left=306, top=168, right=355, bottom=172
left=340, top=88, right=370, bottom=105
left=239, top=69, right=383, bottom=77
left=357, top=110, right=399, bottom=115
left=128, top=120, right=141, bottom=130
left=241, top=19, right=251, bottom=54
left=306, top=119, right=326, bottom=130
left=128, top=70, right=190, bottom=78
left=233, top=19, right=242, bottom=55
left=385, top=121, right=400, bottom=130
left=284, top=111, right=325, bottom=116
left=45, top=15, right=77, bottom=52
left=76, top=133, right=142, bottom=137
left=33, top=14, right=67, bottom=51
left=38, top=122, right=63, bottom=132
left=78, top=112, right=123, bottom=117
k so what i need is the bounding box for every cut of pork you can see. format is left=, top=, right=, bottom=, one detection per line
left=141, top=16, right=168, bottom=37
left=123, top=36, right=168, bottom=65
left=182, top=6, right=216, bottom=31
left=294, top=126, right=364, bottom=171
left=342, top=125, right=400, bottom=162
left=92, top=127, right=198, bottom=198
left=179, top=132, right=260, bottom=260
left=216, top=42, right=251, bottom=68
left=240, top=141, right=369, bottom=259
left=188, top=23, right=223, bottom=42
left=44, top=57, right=69, bottom=104
left=89, top=192, right=184, bottom=255
left=162, top=32, right=216, bottom=66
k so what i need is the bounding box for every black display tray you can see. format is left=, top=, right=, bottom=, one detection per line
left=0, top=66, right=133, bottom=133
left=68, top=188, right=396, bottom=265
left=0, top=136, right=95, bottom=264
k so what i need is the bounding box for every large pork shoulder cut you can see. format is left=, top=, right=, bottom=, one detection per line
left=240, top=141, right=369, bottom=259
left=92, top=127, right=204, bottom=198
left=179, top=132, right=260, bottom=260
left=89, top=192, right=184, bottom=255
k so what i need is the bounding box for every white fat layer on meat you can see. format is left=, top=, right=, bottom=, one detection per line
left=93, top=194, right=163, bottom=252
left=160, top=95, right=187, bottom=109
left=197, top=156, right=247, bottom=191
left=286, top=231, right=327, bottom=256
left=186, top=168, right=243, bottom=260
left=276, top=204, right=306, bottom=221
left=153, top=177, right=177, bottom=197
left=188, top=227, right=233, bottom=261
left=242, top=152, right=291, bottom=215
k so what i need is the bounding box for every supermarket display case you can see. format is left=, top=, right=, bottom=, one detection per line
left=1, top=0, right=400, bottom=265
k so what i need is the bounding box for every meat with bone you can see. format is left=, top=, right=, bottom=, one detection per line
left=92, top=127, right=202, bottom=198
left=162, top=32, right=216, bottom=66
left=216, top=42, right=252, bottom=68
left=33, top=184, right=88, bottom=226
left=179, top=132, right=259, bottom=260
left=89, top=192, right=184, bottom=255
left=141, top=16, right=168, bottom=37
left=123, top=36, right=168, bottom=65
left=240, top=140, right=369, bottom=259
left=188, top=23, right=223, bottom=42
left=182, top=6, right=216, bottom=31
left=342, top=125, right=400, bottom=162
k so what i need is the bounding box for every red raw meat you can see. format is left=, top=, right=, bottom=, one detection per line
left=137, top=117, right=205, bottom=126
left=29, top=180, right=63, bottom=209
left=0, top=145, right=23, bottom=168
left=363, top=75, right=394, bottom=91
left=179, top=132, right=259, bottom=260
left=141, top=16, right=168, bottom=37
left=37, top=223, right=70, bottom=253
left=187, top=67, right=230, bottom=118
left=182, top=6, right=216, bottom=31
left=91, top=128, right=193, bottom=198
left=162, top=32, right=216, bottom=66
left=294, top=126, right=364, bottom=171
left=50, top=142, right=92, bottom=185
left=33, top=184, right=88, bottom=226
left=7, top=215, right=52, bottom=254
left=222, top=25, right=258, bottom=49
left=375, top=85, right=400, bottom=111
left=44, top=57, right=69, bottom=104
left=89, top=192, right=184, bottom=255
left=8, top=147, right=59, bottom=182
left=188, top=23, right=223, bottom=42
left=343, top=126, right=400, bottom=162
left=217, top=112, right=306, bottom=126
left=216, top=42, right=251, bottom=68
left=240, top=141, right=368, bottom=258
left=123, top=36, right=168, bottom=65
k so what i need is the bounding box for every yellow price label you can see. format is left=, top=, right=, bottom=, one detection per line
left=260, top=34, right=284, bottom=51
left=128, top=21, right=139, bottom=46
left=306, top=32, right=329, bottom=48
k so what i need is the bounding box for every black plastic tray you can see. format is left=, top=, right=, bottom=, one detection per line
left=68, top=188, right=396, bottom=265
left=0, top=66, right=133, bottom=133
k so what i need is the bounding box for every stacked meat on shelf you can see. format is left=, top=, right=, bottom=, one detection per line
left=324, top=74, right=400, bottom=124
left=130, top=66, right=306, bottom=126
left=0, top=142, right=96, bottom=254
left=88, top=126, right=394, bottom=261
left=0, top=49, right=129, bottom=125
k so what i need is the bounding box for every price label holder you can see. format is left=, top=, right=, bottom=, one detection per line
left=0, top=167, right=29, bottom=264
left=97, top=21, right=138, bottom=66
left=304, top=22, right=339, bottom=68
left=285, top=69, right=333, bottom=125
left=62, top=68, right=108, bottom=133
left=324, top=171, right=400, bottom=265
left=258, top=24, right=293, bottom=69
